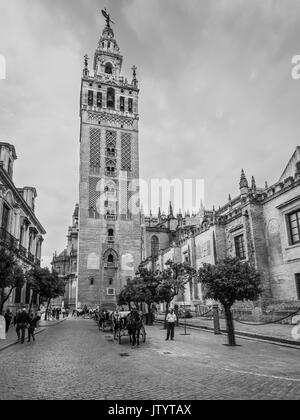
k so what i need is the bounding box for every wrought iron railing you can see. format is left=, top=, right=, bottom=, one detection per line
left=0, top=227, right=19, bottom=250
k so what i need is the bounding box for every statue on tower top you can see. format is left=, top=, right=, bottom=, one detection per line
left=101, top=8, right=115, bottom=27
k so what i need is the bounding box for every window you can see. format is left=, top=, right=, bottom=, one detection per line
left=234, top=234, right=246, bottom=260
left=8, top=159, right=13, bottom=178
left=296, top=274, right=300, bottom=300
left=97, top=92, right=102, bottom=108
left=128, top=98, right=133, bottom=113
left=15, top=286, right=22, bottom=304
left=25, top=282, right=31, bottom=304
left=288, top=210, right=300, bottom=245
left=107, top=288, right=115, bottom=296
left=109, top=278, right=113, bottom=286
left=105, top=62, right=113, bottom=74
left=90, top=277, right=95, bottom=286
left=107, top=88, right=115, bottom=109
left=88, top=90, right=94, bottom=106
left=1, top=204, right=10, bottom=230
left=107, top=254, right=114, bottom=264
left=120, top=96, right=125, bottom=112
left=151, top=236, right=159, bottom=258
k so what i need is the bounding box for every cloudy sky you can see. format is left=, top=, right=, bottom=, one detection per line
left=0, top=0, right=300, bottom=267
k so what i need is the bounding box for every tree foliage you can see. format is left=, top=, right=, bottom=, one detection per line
left=198, top=257, right=262, bottom=345
left=0, top=250, right=25, bottom=314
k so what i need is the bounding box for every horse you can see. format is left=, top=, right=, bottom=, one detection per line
left=127, top=310, right=143, bottom=347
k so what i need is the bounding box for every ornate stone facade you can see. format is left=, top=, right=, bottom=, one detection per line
left=140, top=147, right=300, bottom=317
left=0, top=142, right=46, bottom=312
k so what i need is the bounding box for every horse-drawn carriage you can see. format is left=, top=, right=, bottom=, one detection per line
left=112, top=310, right=146, bottom=346
left=95, top=310, right=114, bottom=332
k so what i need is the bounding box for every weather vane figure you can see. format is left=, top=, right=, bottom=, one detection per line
left=101, top=8, right=115, bottom=27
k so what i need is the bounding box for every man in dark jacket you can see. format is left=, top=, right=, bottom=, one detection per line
left=4, top=309, right=13, bottom=333
left=17, top=308, right=30, bottom=344
left=28, top=313, right=38, bottom=342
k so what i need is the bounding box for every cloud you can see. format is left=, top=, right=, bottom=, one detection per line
left=0, top=0, right=299, bottom=257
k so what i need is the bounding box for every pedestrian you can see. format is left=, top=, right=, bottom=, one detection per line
left=17, top=308, right=30, bottom=344
left=4, top=309, right=13, bottom=333
left=14, top=309, right=22, bottom=341
left=165, top=308, right=177, bottom=341
left=28, top=313, right=38, bottom=342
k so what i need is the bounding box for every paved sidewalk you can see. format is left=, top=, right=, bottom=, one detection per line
left=0, top=318, right=65, bottom=352
left=157, top=314, right=300, bottom=347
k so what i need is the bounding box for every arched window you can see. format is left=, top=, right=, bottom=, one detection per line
left=109, top=278, right=113, bottom=286
left=108, top=254, right=114, bottom=263
left=151, top=236, right=159, bottom=258
left=105, top=63, right=113, bottom=74
left=107, top=87, right=115, bottom=109
left=108, top=229, right=114, bottom=237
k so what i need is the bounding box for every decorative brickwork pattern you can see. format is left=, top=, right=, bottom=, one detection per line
left=89, top=177, right=101, bottom=211
left=88, top=112, right=134, bottom=127
left=90, top=128, right=101, bottom=175
left=106, top=130, right=117, bottom=148
left=121, top=133, right=132, bottom=171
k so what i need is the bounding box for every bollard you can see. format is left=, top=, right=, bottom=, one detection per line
left=213, top=304, right=221, bottom=335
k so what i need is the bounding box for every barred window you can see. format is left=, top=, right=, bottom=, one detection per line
left=288, top=210, right=300, bottom=245
left=295, top=274, right=300, bottom=300
left=97, top=92, right=102, bottom=108
left=88, top=90, right=94, bottom=106
left=234, top=234, right=246, bottom=260
left=128, top=98, right=133, bottom=113
left=120, top=96, right=125, bottom=112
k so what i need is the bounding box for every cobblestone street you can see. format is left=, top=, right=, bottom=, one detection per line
left=0, top=318, right=299, bottom=400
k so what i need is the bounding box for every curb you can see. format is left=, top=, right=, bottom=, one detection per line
left=155, top=320, right=300, bottom=349
left=0, top=319, right=66, bottom=353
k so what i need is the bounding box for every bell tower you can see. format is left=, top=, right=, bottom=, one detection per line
left=77, top=10, right=141, bottom=309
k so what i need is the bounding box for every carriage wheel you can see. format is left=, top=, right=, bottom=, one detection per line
left=140, top=326, right=146, bottom=343
left=118, top=329, right=122, bottom=344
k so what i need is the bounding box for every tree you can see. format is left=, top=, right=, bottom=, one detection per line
left=31, top=268, right=65, bottom=320
left=26, top=267, right=49, bottom=312
left=157, top=261, right=195, bottom=328
left=198, top=257, right=262, bottom=346
left=135, top=269, right=161, bottom=325
left=0, top=250, right=25, bottom=314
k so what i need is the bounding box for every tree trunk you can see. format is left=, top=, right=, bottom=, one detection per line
left=0, top=287, right=14, bottom=315
left=224, top=304, right=236, bottom=346
left=146, top=303, right=153, bottom=326
left=164, top=301, right=170, bottom=329
left=45, top=298, right=51, bottom=321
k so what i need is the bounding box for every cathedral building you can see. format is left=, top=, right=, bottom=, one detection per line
left=77, top=14, right=141, bottom=309
left=140, top=147, right=300, bottom=318
left=51, top=204, right=79, bottom=309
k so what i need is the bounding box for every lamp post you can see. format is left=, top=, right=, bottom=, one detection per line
left=180, top=282, right=190, bottom=336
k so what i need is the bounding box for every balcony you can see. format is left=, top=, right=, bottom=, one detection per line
left=104, top=262, right=118, bottom=269
left=0, top=227, right=19, bottom=250
left=36, top=258, right=41, bottom=267
left=105, top=171, right=117, bottom=178
left=106, top=151, right=116, bottom=158
left=28, top=252, right=35, bottom=263
left=19, top=245, right=27, bottom=258
left=104, top=214, right=117, bottom=221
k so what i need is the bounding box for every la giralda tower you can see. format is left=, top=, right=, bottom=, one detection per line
left=77, top=11, right=141, bottom=309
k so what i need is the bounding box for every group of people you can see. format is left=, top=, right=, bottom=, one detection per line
left=4, top=308, right=40, bottom=344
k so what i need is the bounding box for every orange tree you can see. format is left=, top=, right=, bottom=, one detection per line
left=198, top=257, right=262, bottom=346
left=0, top=250, right=25, bottom=314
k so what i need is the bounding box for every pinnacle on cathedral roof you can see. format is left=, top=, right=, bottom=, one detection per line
left=240, top=169, right=249, bottom=189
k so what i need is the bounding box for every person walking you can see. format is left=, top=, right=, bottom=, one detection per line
left=17, top=308, right=30, bottom=344
left=165, top=308, right=177, bottom=341
left=14, top=309, right=22, bottom=341
left=28, top=313, right=38, bottom=342
left=4, top=309, right=13, bottom=333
